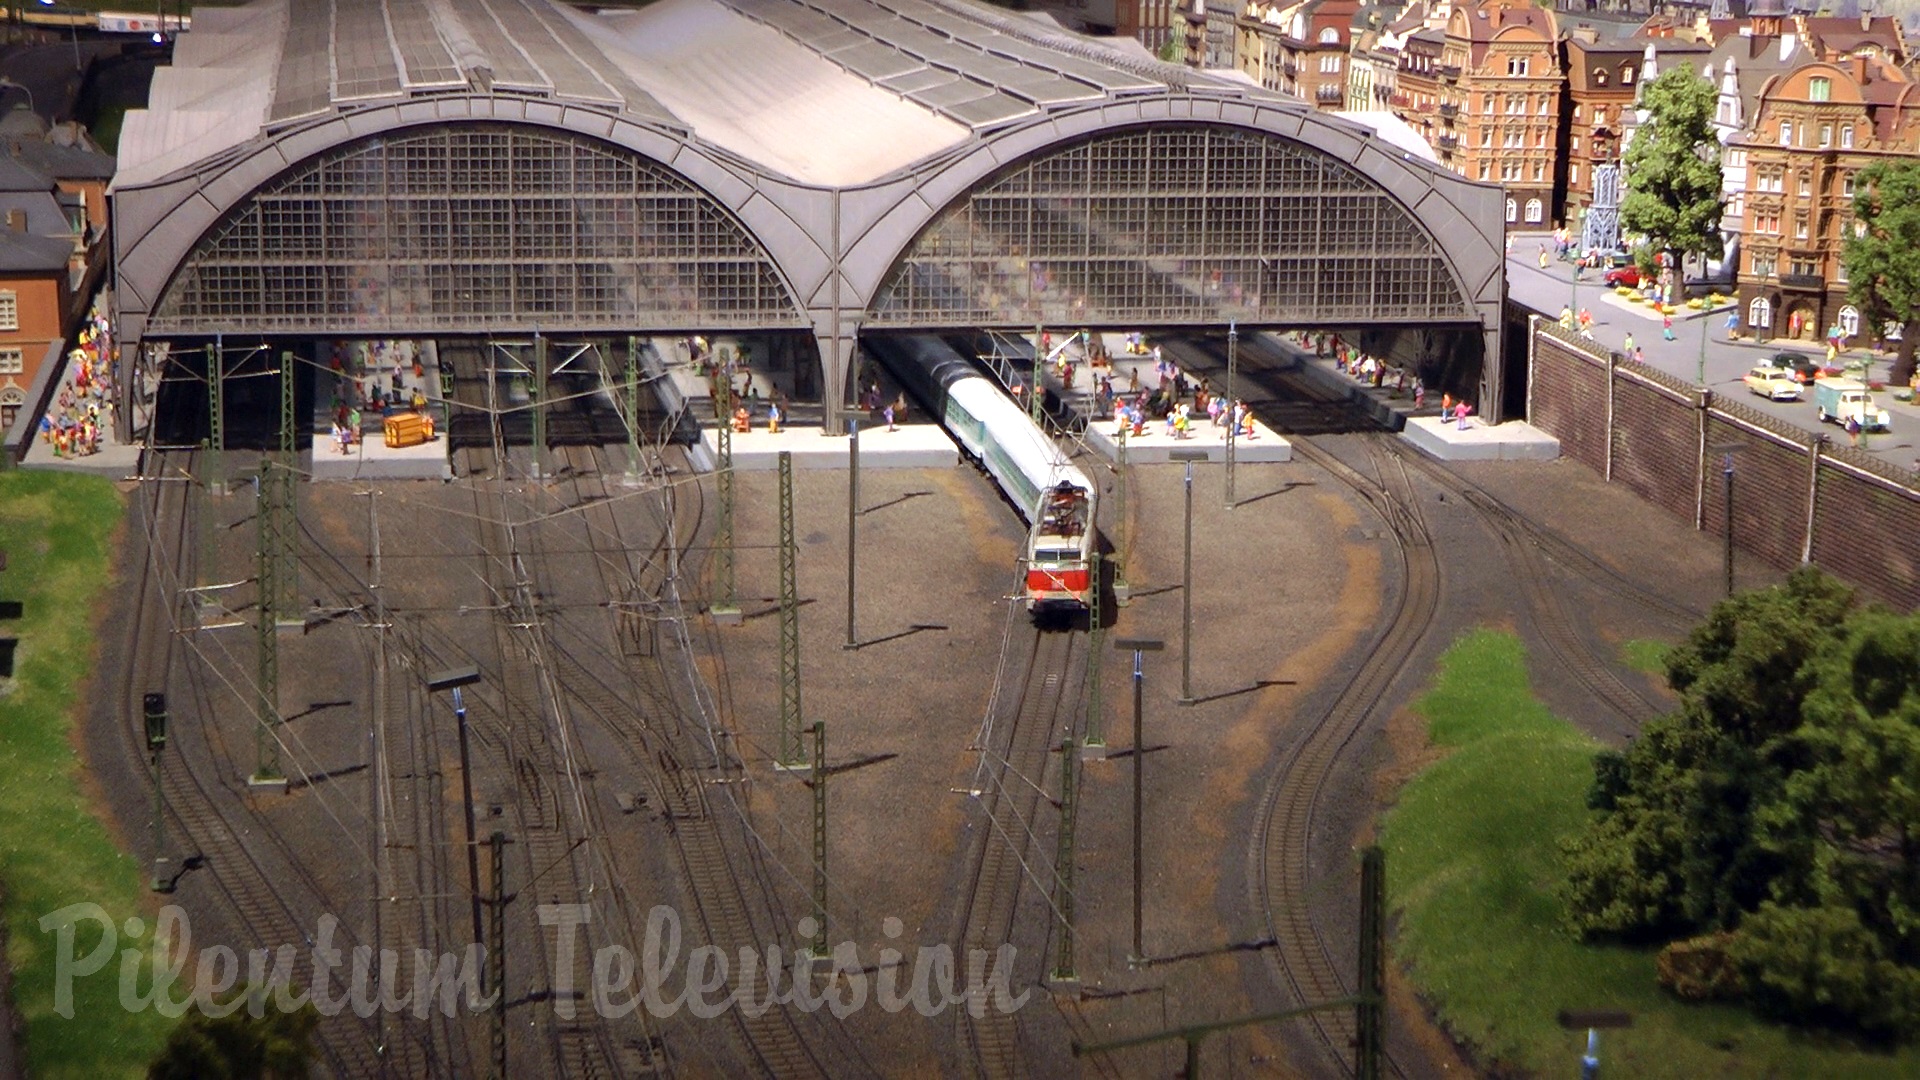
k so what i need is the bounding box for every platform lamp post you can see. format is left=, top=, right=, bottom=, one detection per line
left=1697, top=305, right=1710, bottom=387
left=1114, top=637, right=1163, bottom=965
left=428, top=666, right=487, bottom=959
left=144, top=693, right=172, bottom=892
left=1170, top=448, right=1207, bottom=705
left=1224, top=321, right=1238, bottom=508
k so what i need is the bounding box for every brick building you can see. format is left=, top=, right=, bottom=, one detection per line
left=1733, top=55, right=1920, bottom=345
left=1561, top=29, right=1650, bottom=228
left=1442, top=0, right=1563, bottom=225
left=1236, top=0, right=1360, bottom=108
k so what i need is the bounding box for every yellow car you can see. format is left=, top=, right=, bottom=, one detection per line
left=1743, top=365, right=1802, bottom=401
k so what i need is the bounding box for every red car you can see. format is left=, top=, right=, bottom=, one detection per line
left=1604, top=265, right=1643, bottom=288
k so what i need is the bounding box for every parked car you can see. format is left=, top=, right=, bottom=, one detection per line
left=1768, top=352, right=1826, bottom=384
left=1743, top=365, right=1803, bottom=401
left=1604, top=265, right=1643, bottom=288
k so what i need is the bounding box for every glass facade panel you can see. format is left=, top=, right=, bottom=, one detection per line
left=150, top=124, right=802, bottom=333
left=870, top=125, right=1471, bottom=327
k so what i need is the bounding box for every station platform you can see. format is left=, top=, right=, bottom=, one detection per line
left=310, top=339, right=451, bottom=481
left=693, top=422, right=957, bottom=472
left=1401, top=415, right=1561, bottom=461
left=1043, top=332, right=1292, bottom=463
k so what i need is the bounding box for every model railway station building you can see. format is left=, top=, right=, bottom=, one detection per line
left=110, top=0, right=1511, bottom=441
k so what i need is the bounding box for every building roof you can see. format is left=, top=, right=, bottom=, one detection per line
left=117, top=0, right=1291, bottom=190
left=0, top=228, right=73, bottom=274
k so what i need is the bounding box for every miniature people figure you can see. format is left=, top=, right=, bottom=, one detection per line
left=1240, top=402, right=1256, bottom=439
left=1726, top=309, right=1740, bottom=340
left=733, top=405, right=750, bottom=433
left=1663, top=312, right=1676, bottom=341
left=1559, top=305, right=1574, bottom=329
left=333, top=421, right=350, bottom=455
left=1414, top=378, right=1426, bottom=409
left=1455, top=401, right=1472, bottom=430
left=768, top=400, right=782, bottom=434
left=1623, top=332, right=1636, bottom=355
left=1115, top=401, right=1129, bottom=437
left=884, top=404, right=897, bottom=431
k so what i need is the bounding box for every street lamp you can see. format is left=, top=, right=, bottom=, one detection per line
left=1114, top=636, right=1163, bottom=965
left=1708, top=442, right=1743, bottom=597
left=427, top=665, right=486, bottom=957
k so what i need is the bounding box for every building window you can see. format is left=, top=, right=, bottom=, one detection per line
left=1594, top=68, right=1608, bottom=86
left=1595, top=105, right=1608, bottom=124
left=1779, top=120, right=1793, bottom=145
left=1791, top=259, right=1819, bottom=277
left=1479, top=163, right=1492, bottom=181
left=1319, top=27, right=1339, bottom=45
left=1505, top=197, right=1517, bottom=222
left=1843, top=173, right=1855, bottom=197
left=1819, top=124, right=1832, bottom=148
left=1539, top=96, right=1550, bottom=115
left=1799, top=173, right=1812, bottom=197
left=0, top=386, right=20, bottom=433
left=1483, top=128, right=1495, bottom=147
left=1752, top=252, right=1777, bottom=277
left=1842, top=125, right=1854, bottom=149
left=1621, top=64, right=1636, bottom=85
left=1839, top=306, right=1859, bottom=337
left=1525, top=198, right=1543, bottom=223
left=1569, top=163, right=1579, bottom=185
left=1508, top=57, right=1528, bottom=77
left=1749, top=297, right=1773, bottom=328
left=1810, top=76, right=1831, bottom=102
left=0, top=291, right=15, bottom=332
left=1532, top=162, right=1544, bottom=181
left=1571, top=135, right=1581, bottom=151
left=0, top=348, right=20, bottom=374
left=1484, top=95, right=1494, bottom=114
left=1795, top=216, right=1808, bottom=239
left=1321, top=54, right=1341, bottom=74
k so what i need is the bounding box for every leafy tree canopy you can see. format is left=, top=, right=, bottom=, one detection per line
left=1562, top=568, right=1920, bottom=1042
left=1842, top=158, right=1920, bottom=385
left=147, top=991, right=318, bottom=1080
left=1620, top=66, right=1725, bottom=263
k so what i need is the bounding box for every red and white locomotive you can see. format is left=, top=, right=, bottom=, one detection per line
left=866, top=334, right=1098, bottom=614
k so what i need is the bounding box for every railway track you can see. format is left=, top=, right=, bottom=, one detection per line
left=955, top=619, right=1082, bottom=1080
left=547, top=442, right=835, bottom=1079
left=127, top=449, right=395, bottom=1078
left=1250, top=435, right=1436, bottom=1079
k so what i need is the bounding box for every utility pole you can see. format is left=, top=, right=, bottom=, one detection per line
left=1113, top=423, right=1131, bottom=606
left=207, top=334, right=224, bottom=494
left=1225, top=321, right=1238, bottom=508
left=145, top=693, right=172, bottom=891
left=530, top=334, right=548, bottom=481
left=776, top=452, right=805, bottom=767
left=712, top=363, right=739, bottom=622
left=625, top=336, right=642, bottom=480
left=488, top=830, right=508, bottom=1080
left=808, top=720, right=828, bottom=960
left=1115, top=636, right=1163, bottom=965
left=428, top=667, right=486, bottom=958
left=1030, top=324, right=1045, bottom=425
left=1051, top=735, right=1078, bottom=982
left=272, top=351, right=297, bottom=617
left=1083, top=550, right=1105, bottom=747
left=249, top=463, right=284, bottom=789
left=844, top=418, right=858, bottom=649
left=1171, top=449, right=1206, bottom=704
left=1356, top=846, right=1386, bottom=1080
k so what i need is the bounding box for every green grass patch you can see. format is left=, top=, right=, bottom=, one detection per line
left=0, top=471, right=172, bottom=1078
left=1621, top=638, right=1670, bottom=676
left=1381, top=628, right=1918, bottom=1077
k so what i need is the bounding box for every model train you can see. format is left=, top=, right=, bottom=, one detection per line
left=865, top=333, right=1097, bottom=614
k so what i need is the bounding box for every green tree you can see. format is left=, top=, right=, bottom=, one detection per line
left=1842, top=159, right=1920, bottom=385
left=1621, top=66, right=1724, bottom=269
left=1561, top=569, right=1920, bottom=1041
left=147, top=991, right=318, bottom=1080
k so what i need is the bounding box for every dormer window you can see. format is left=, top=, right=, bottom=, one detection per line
left=1621, top=65, right=1636, bottom=85
left=1508, top=57, right=1528, bottom=77
left=1779, top=120, right=1793, bottom=146
left=1594, top=67, right=1608, bottom=86
left=1319, top=27, right=1339, bottom=45
left=1809, top=76, right=1831, bottom=102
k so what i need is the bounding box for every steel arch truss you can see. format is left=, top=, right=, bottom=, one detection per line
left=147, top=123, right=805, bottom=336
left=867, top=124, right=1475, bottom=329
